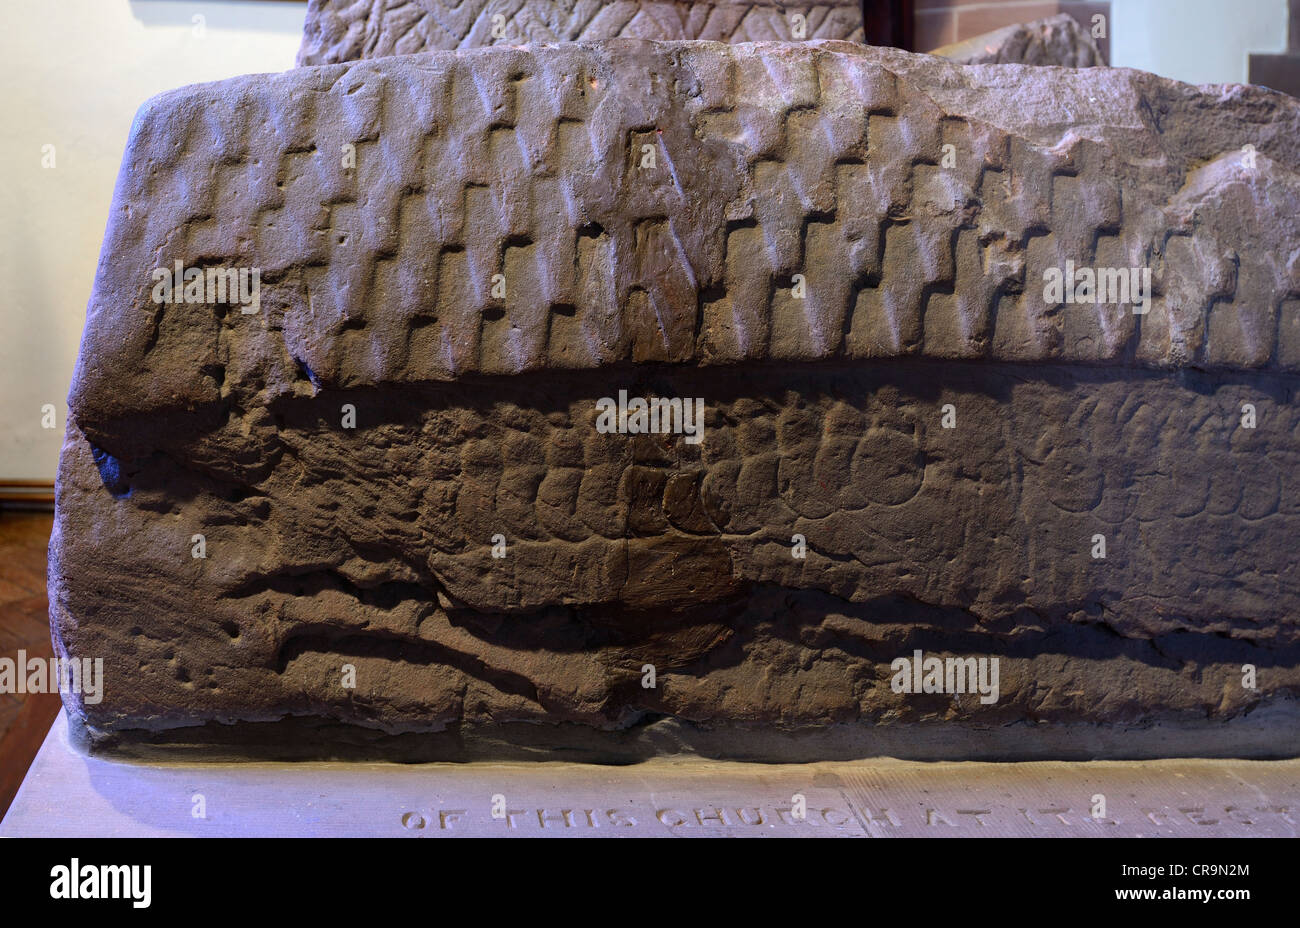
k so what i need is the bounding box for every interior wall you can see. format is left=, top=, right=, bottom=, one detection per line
left=1110, top=0, right=1288, bottom=84
left=0, top=1, right=305, bottom=480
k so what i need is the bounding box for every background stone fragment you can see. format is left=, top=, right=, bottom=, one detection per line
left=929, top=13, right=1106, bottom=67
left=297, top=0, right=867, bottom=65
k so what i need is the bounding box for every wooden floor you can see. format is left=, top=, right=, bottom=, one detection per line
left=0, top=510, right=59, bottom=819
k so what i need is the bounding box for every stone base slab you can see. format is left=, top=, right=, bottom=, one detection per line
left=4, top=713, right=1298, bottom=837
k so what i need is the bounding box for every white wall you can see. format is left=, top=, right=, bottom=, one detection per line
left=0, top=1, right=305, bottom=479
left=1111, top=0, right=1288, bottom=85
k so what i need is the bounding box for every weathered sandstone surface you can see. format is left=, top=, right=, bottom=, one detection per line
left=930, top=13, right=1106, bottom=68
left=297, top=0, right=866, bottom=65
left=54, top=41, right=1300, bottom=759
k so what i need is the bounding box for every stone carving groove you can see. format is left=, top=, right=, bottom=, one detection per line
left=54, top=41, right=1300, bottom=759
left=297, top=0, right=867, bottom=65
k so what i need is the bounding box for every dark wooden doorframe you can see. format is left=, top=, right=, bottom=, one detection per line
left=862, top=0, right=915, bottom=50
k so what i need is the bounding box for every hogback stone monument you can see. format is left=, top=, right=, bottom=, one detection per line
left=50, top=21, right=1300, bottom=759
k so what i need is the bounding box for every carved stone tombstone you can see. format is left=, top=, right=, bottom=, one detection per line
left=52, top=39, right=1300, bottom=759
